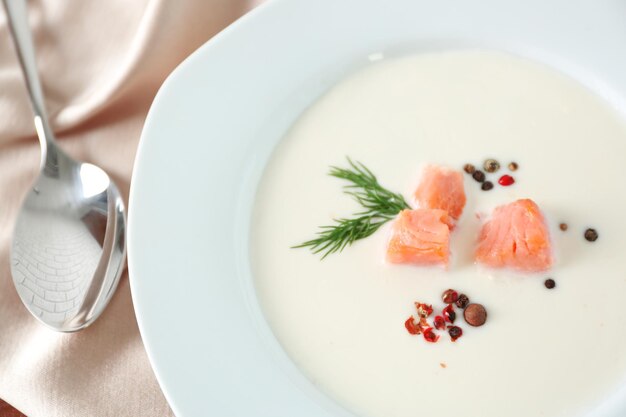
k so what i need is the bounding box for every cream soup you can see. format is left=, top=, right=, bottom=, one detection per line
left=251, top=50, right=626, bottom=417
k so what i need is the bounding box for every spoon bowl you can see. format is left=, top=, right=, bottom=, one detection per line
left=11, top=149, right=126, bottom=332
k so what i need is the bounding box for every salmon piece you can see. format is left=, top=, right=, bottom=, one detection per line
left=475, top=199, right=553, bottom=272
left=386, top=209, right=452, bottom=266
left=415, top=165, right=466, bottom=221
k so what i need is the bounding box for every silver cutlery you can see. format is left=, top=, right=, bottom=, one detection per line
left=3, top=0, right=126, bottom=331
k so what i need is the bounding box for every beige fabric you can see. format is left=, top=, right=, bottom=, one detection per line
left=0, top=1, right=256, bottom=416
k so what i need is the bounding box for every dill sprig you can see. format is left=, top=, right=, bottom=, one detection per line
left=294, top=158, right=410, bottom=258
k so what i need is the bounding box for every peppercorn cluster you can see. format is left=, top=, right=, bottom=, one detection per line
left=405, top=289, right=487, bottom=343
left=463, top=158, right=517, bottom=191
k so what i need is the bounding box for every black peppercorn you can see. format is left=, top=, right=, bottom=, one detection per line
left=463, top=163, right=476, bottom=174
left=472, top=170, right=486, bottom=183
left=481, top=181, right=494, bottom=191
left=584, top=228, right=598, bottom=242
left=544, top=279, right=556, bottom=289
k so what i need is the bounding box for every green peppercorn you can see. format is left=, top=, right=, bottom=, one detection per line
left=484, top=159, right=500, bottom=173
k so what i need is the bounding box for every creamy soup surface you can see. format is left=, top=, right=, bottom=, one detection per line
left=250, top=50, right=626, bottom=417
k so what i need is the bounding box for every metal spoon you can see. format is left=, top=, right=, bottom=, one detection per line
left=3, top=0, right=126, bottom=332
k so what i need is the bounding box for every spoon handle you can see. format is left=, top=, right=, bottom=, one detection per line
left=2, top=0, right=58, bottom=168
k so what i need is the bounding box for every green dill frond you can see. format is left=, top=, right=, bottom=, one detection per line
left=294, top=158, right=410, bottom=258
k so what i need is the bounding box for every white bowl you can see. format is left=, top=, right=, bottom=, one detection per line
left=128, top=0, right=626, bottom=416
